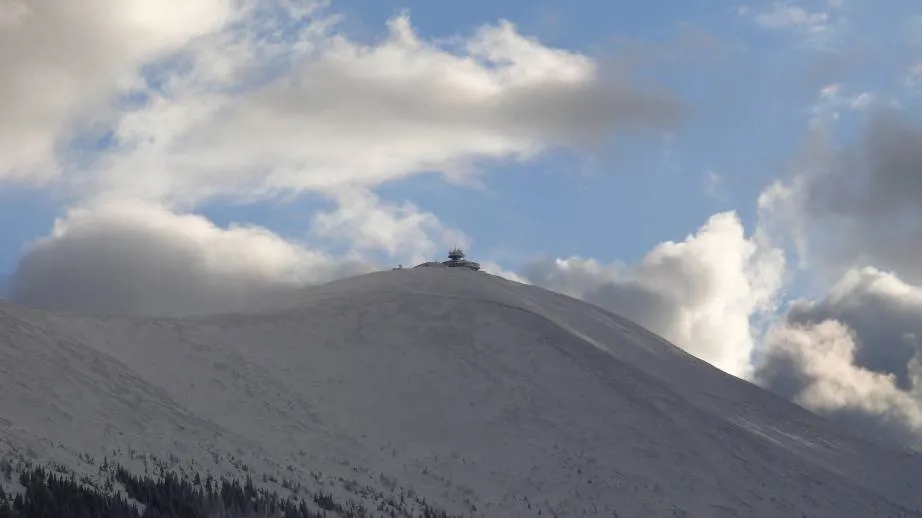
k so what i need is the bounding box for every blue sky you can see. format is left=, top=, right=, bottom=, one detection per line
left=2, top=0, right=921, bottom=383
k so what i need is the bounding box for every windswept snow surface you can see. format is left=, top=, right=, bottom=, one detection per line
left=2, top=267, right=922, bottom=517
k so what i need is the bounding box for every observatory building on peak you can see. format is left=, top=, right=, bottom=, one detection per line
left=411, top=248, right=481, bottom=271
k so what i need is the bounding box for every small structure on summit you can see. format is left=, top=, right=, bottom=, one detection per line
left=413, top=248, right=481, bottom=271
left=444, top=248, right=481, bottom=270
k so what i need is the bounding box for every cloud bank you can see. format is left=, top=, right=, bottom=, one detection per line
left=799, top=110, right=922, bottom=283
left=755, top=106, right=922, bottom=448
left=757, top=268, right=922, bottom=447
left=521, top=212, right=785, bottom=379
left=11, top=201, right=371, bottom=316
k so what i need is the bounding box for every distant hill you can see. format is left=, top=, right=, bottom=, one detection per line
left=1, top=267, right=921, bottom=517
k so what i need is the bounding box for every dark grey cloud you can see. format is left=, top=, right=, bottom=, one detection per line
left=755, top=267, right=922, bottom=448
left=795, top=109, right=922, bottom=283
left=787, top=284, right=920, bottom=391
left=752, top=98, right=922, bottom=450
left=806, top=111, right=922, bottom=216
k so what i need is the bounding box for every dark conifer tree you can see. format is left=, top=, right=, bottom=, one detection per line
left=0, top=453, right=467, bottom=518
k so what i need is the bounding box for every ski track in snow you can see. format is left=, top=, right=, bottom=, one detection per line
left=1, top=267, right=921, bottom=517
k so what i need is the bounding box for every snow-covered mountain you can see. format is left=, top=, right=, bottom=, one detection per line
left=1, top=267, right=921, bottom=517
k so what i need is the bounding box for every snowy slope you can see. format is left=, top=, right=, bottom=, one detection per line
left=1, top=267, right=922, bottom=517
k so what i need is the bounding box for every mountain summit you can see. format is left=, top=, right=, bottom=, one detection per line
left=1, top=267, right=921, bottom=517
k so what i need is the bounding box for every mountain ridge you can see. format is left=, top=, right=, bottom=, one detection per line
left=1, top=267, right=921, bottom=517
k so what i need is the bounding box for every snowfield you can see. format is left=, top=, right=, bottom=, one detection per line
left=1, top=267, right=921, bottom=517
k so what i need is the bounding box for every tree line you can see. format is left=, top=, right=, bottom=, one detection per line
left=0, top=458, right=463, bottom=518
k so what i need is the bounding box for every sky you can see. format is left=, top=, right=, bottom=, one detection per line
left=3, top=0, right=922, bottom=448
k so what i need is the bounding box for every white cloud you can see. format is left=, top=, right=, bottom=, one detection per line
left=10, top=200, right=371, bottom=316
left=77, top=11, right=683, bottom=207
left=757, top=268, right=922, bottom=447
left=479, top=262, right=531, bottom=284
left=3, top=1, right=683, bottom=206
left=311, top=188, right=467, bottom=265
left=0, top=0, right=235, bottom=182
left=758, top=175, right=813, bottom=271
left=808, top=83, right=874, bottom=127
left=739, top=1, right=846, bottom=50
left=754, top=4, right=830, bottom=32
left=522, top=212, right=785, bottom=378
